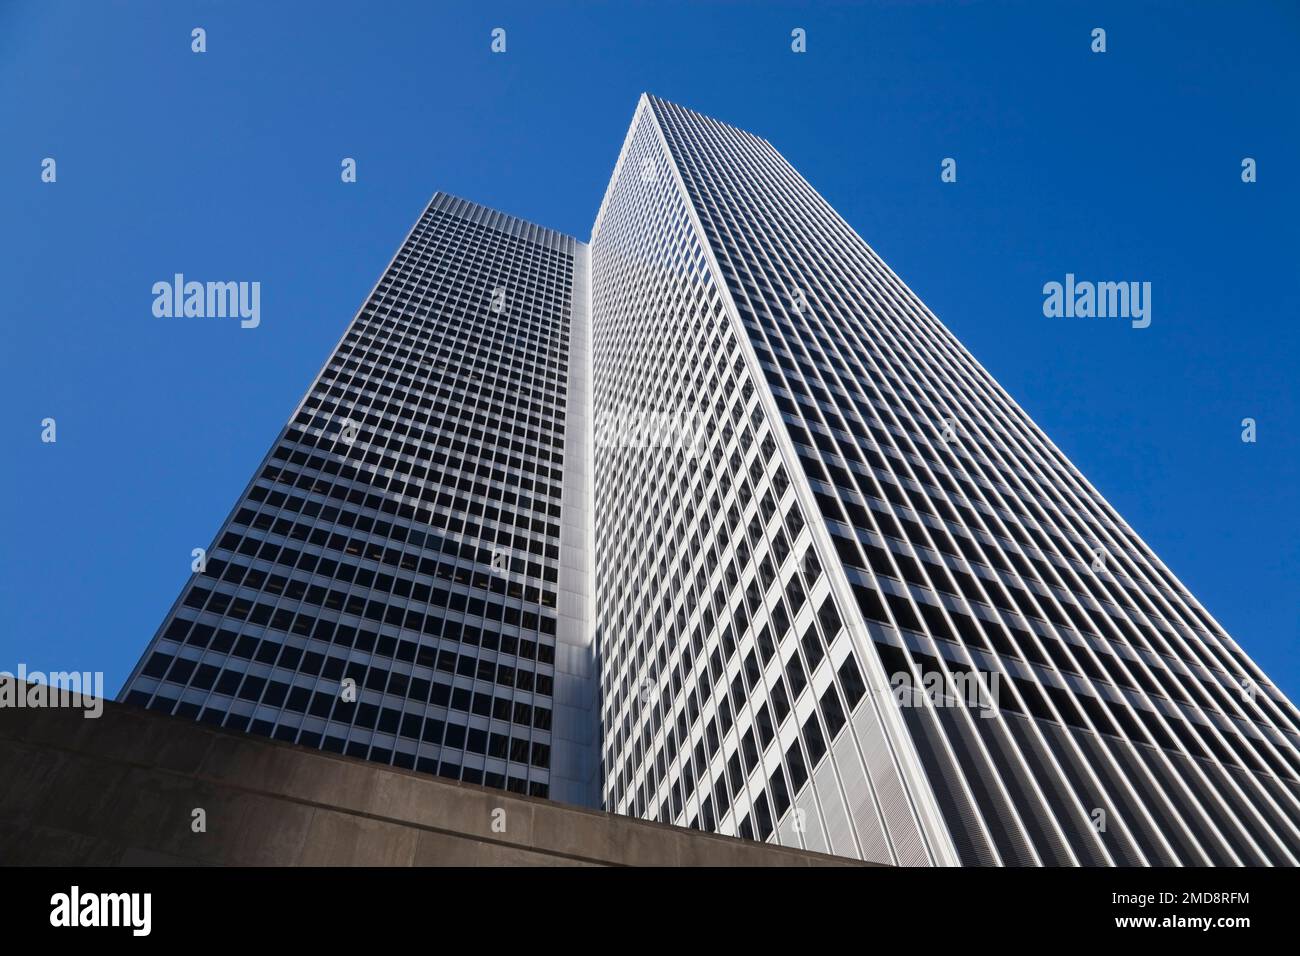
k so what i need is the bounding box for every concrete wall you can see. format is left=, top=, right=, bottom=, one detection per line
left=0, top=691, right=867, bottom=866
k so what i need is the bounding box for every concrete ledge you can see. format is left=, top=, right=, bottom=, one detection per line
left=0, top=692, right=871, bottom=867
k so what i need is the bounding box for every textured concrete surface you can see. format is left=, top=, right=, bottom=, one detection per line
left=0, top=690, right=869, bottom=867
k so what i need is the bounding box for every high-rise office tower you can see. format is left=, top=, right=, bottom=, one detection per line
left=121, top=95, right=1300, bottom=867
left=590, top=94, right=1300, bottom=865
left=121, top=193, right=598, bottom=808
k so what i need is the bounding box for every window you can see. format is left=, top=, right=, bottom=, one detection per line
left=838, top=655, right=866, bottom=710
left=803, top=712, right=827, bottom=767
left=820, top=685, right=846, bottom=739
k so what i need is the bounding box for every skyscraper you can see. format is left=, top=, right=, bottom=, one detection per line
left=121, top=193, right=598, bottom=808
left=590, top=95, right=1300, bottom=866
left=122, top=95, right=1300, bottom=866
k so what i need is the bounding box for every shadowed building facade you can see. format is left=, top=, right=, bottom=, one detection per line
left=121, top=193, right=598, bottom=808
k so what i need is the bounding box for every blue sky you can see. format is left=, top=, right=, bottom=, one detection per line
left=1, top=0, right=1296, bottom=701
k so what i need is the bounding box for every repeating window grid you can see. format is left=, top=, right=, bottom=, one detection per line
left=308, top=302, right=568, bottom=579
left=289, top=260, right=564, bottom=634
left=122, top=194, right=582, bottom=797
left=665, top=110, right=1102, bottom=858
left=141, top=429, right=553, bottom=764
left=139, top=416, right=556, bottom=775
left=722, top=113, right=1300, bottom=868
left=308, top=214, right=564, bottom=780
left=660, top=106, right=1066, bottom=868
left=595, top=127, right=738, bottom=816
left=655, top=100, right=1284, bottom=863
left=638, top=352, right=790, bottom=822
left=617, top=469, right=817, bottom=831
left=647, top=95, right=1300, bottom=865
left=722, top=117, right=1289, bottom=733
left=598, top=340, right=743, bottom=780
left=626, top=101, right=929, bottom=858
left=666, top=107, right=1158, bottom=866
left=327, top=320, right=569, bottom=458
left=591, top=104, right=887, bottom=855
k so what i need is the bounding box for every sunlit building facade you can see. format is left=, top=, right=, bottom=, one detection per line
left=590, top=94, right=1300, bottom=865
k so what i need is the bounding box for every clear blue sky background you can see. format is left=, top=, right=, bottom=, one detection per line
left=2, top=1, right=1296, bottom=701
